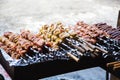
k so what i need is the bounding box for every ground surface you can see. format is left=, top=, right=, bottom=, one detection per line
left=0, top=0, right=120, bottom=80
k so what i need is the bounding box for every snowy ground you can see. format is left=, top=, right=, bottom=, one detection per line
left=0, top=0, right=120, bottom=80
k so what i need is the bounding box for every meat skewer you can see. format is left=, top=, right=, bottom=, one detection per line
left=3, top=32, right=46, bottom=60
left=38, top=22, right=105, bottom=59
left=20, top=30, right=61, bottom=55
left=0, top=36, right=26, bottom=59
left=4, top=32, right=40, bottom=51
left=0, top=42, right=14, bottom=56
left=95, top=23, right=120, bottom=42
left=1, top=32, right=53, bottom=62
left=73, top=37, right=108, bottom=54
left=20, top=30, right=44, bottom=49
left=37, top=23, right=81, bottom=61
left=72, top=21, right=110, bottom=44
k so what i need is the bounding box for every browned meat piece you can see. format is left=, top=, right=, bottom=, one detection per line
left=20, top=30, right=44, bottom=50
left=71, top=21, right=109, bottom=44
left=0, top=41, right=24, bottom=59
left=4, top=32, right=20, bottom=43
left=4, top=32, right=39, bottom=50
left=94, top=23, right=120, bottom=42
left=0, top=36, right=16, bottom=50
left=16, top=37, right=35, bottom=50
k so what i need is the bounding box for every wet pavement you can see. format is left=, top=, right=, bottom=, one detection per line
left=0, top=0, right=120, bottom=80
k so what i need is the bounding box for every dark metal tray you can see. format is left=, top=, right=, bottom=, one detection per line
left=0, top=49, right=101, bottom=80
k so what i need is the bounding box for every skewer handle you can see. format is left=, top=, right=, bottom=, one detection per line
left=114, top=63, right=120, bottom=67
left=113, top=65, right=120, bottom=70
left=83, top=38, right=108, bottom=53
left=65, top=38, right=85, bottom=53
left=84, top=44, right=94, bottom=52
left=83, top=40, right=95, bottom=49
left=107, top=61, right=120, bottom=67
left=79, top=43, right=89, bottom=51
left=67, top=52, right=79, bottom=62
left=78, top=39, right=95, bottom=52
left=95, top=46, right=108, bottom=53
left=77, top=51, right=83, bottom=56
left=72, top=44, right=85, bottom=53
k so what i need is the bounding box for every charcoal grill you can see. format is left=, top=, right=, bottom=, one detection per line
left=0, top=49, right=101, bottom=80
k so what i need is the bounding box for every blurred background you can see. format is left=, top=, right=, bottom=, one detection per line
left=0, top=0, right=120, bottom=80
